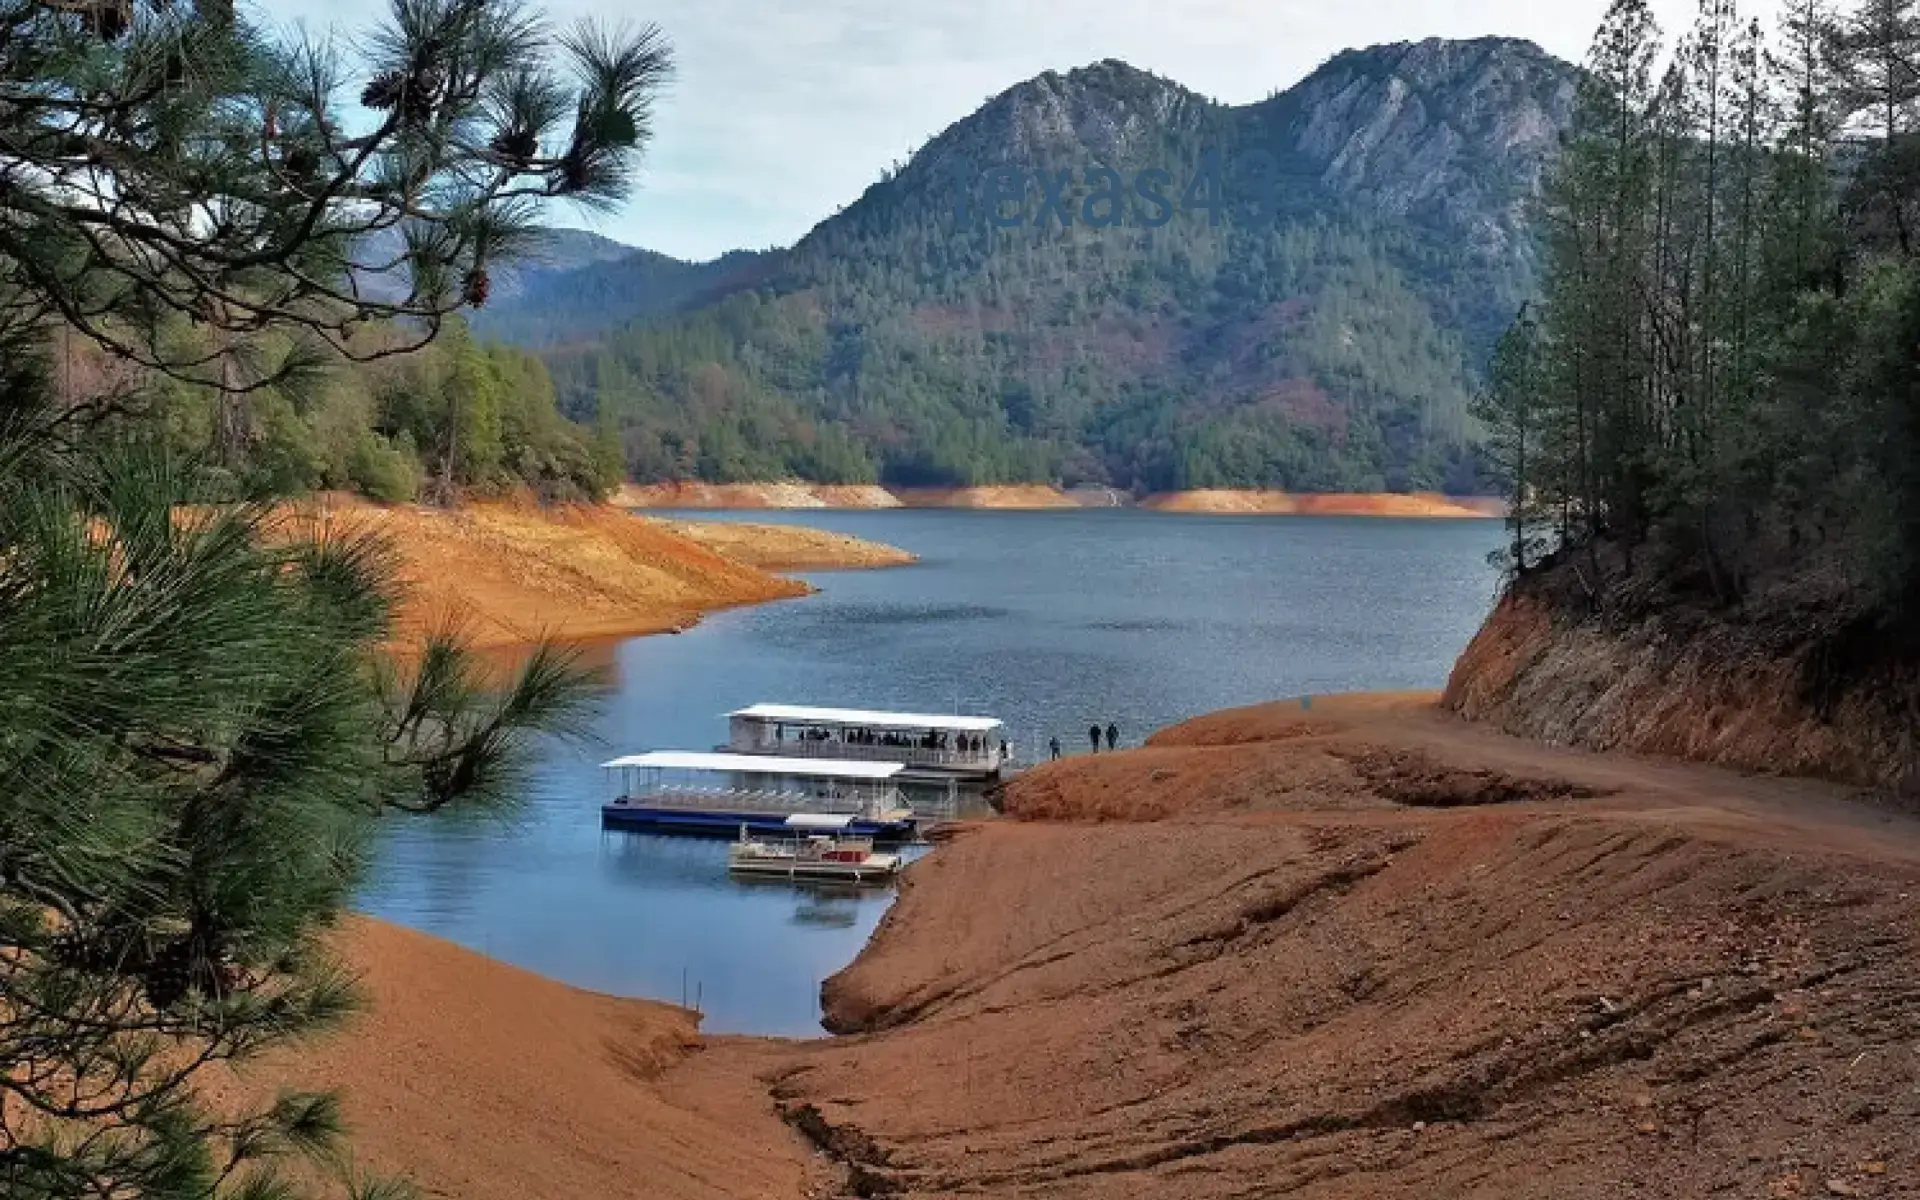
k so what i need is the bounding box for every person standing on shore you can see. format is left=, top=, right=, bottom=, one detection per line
left=1088, top=724, right=1102, bottom=754
left=1106, top=722, right=1119, bottom=751
left=1049, top=736, right=1061, bottom=761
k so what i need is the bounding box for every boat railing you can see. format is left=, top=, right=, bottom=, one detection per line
left=613, top=783, right=902, bottom=817
left=734, top=834, right=877, bottom=856
left=736, top=736, right=1001, bottom=769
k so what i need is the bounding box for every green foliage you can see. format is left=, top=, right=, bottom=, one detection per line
left=1471, top=307, right=1551, bottom=571
left=514, top=57, right=1577, bottom=494
left=0, top=371, right=606, bottom=1197
left=130, top=320, right=612, bottom=505
left=1479, top=0, right=1920, bottom=628
left=545, top=208, right=1493, bottom=491
left=0, top=0, right=672, bottom=400
left=469, top=245, right=771, bottom=346
left=0, top=0, right=665, bottom=1192
left=346, top=429, right=424, bottom=503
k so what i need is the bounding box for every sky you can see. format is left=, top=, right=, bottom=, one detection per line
left=263, top=0, right=1783, bottom=260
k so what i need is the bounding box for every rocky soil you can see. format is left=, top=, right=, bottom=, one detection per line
left=655, top=519, right=919, bottom=571
left=1445, top=582, right=1920, bottom=797
left=288, top=495, right=904, bottom=648
left=770, top=695, right=1920, bottom=1198
left=1138, top=490, right=1504, bottom=517
left=614, top=482, right=907, bottom=510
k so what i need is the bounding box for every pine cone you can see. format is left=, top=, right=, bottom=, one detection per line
left=360, top=71, right=406, bottom=111
left=489, top=128, right=539, bottom=166
left=461, top=268, right=490, bottom=308
left=141, top=938, right=193, bottom=1010
left=401, top=71, right=442, bottom=125
left=47, top=927, right=116, bottom=972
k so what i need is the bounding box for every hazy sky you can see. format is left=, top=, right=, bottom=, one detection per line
left=265, top=0, right=1783, bottom=259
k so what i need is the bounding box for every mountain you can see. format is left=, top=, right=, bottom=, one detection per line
left=491, top=37, right=1579, bottom=492
left=470, top=242, right=777, bottom=346
left=351, top=225, right=648, bottom=309
left=500, top=228, right=638, bottom=280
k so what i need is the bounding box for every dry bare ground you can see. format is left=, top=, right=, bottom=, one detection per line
left=614, top=481, right=907, bottom=509
left=771, top=695, right=1920, bottom=1199
left=213, top=918, right=829, bottom=1200
left=231, top=694, right=1919, bottom=1200
left=659, top=519, right=919, bottom=571
left=1138, top=490, right=1506, bottom=518
left=285, top=495, right=907, bottom=648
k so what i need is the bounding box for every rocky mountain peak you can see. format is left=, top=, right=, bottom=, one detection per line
left=917, top=58, right=1213, bottom=175
left=1257, top=36, right=1576, bottom=257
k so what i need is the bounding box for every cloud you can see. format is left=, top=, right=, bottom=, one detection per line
left=260, top=0, right=1781, bottom=259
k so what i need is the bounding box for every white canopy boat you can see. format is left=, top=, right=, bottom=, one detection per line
left=600, top=752, right=916, bottom=839
left=723, top=703, right=1011, bottom=781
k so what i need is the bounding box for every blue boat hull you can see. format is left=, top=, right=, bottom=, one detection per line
left=600, top=805, right=917, bottom=841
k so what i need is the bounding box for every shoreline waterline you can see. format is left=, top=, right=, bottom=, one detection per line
left=616, top=480, right=1509, bottom=517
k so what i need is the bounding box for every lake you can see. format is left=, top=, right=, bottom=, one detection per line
left=358, top=510, right=1504, bottom=1036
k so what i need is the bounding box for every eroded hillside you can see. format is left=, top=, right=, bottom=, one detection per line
left=773, top=697, right=1919, bottom=1198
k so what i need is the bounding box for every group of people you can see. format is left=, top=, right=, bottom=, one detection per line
left=778, top=724, right=1000, bottom=758
left=1047, top=722, right=1120, bottom=760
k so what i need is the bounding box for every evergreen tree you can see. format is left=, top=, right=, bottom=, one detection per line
left=1827, top=0, right=1920, bottom=253
left=1472, top=306, right=1547, bottom=571
left=1483, top=0, right=1920, bottom=631
left=0, top=0, right=669, bottom=451
left=0, top=0, right=669, bottom=1193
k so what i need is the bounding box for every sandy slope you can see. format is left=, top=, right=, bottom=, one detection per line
left=615, top=482, right=905, bottom=509
left=287, top=496, right=814, bottom=648
left=889, top=485, right=1079, bottom=509
left=775, top=695, right=1920, bottom=1198
left=215, top=918, right=826, bottom=1200
left=659, top=519, right=918, bottom=570
left=1140, top=489, right=1506, bottom=517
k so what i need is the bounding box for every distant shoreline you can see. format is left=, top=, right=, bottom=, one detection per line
left=614, top=481, right=1507, bottom=518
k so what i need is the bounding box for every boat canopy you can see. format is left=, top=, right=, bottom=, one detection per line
left=784, top=813, right=858, bottom=830
left=727, top=704, right=1003, bottom=734
left=599, top=751, right=905, bottom=781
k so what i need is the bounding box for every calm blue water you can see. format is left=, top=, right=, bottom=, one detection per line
left=358, top=510, right=1503, bottom=1035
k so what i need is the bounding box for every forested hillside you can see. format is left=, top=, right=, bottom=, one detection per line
left=469, top=244, right=775, bottom=346
left=1476, top=0, right=1918, bottom=610
left=490, top=39, right=1579, bottom=492
left=85, top=320, right=618, bottom=505
left=1454, top=0, right=1920, bottom=788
